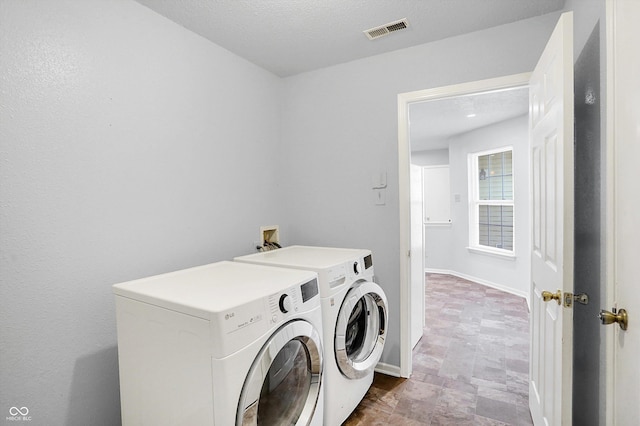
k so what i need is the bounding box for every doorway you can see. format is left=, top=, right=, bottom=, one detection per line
left=397, top=73, right=532, bottom=378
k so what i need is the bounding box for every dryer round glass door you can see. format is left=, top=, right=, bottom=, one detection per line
left=334, top=281, right=388, bottom=379
left=237, top=320, right=323, bottom=426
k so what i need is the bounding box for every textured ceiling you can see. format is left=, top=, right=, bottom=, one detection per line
left=409, top=87, right=530, bottom=152
left=135, top=0, right=565, bottom=77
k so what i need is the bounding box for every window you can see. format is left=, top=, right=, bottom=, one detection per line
left=469, top=147, right=514, bottom=255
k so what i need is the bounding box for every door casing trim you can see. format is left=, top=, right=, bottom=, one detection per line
left=396, top=72, right=532, bottom=377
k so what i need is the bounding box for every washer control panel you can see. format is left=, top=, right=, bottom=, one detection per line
left=221, top=298, right=265, bottom=335
left=346, top=254, right=374, bottom=281
left=267, top=278, right=319, bottom=324
left=268, top=288, right=298, bottom=323
left=220, top=278, right=319, bottom=334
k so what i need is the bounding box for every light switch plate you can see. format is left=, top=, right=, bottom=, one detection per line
left=374, top=188, right=386, bottom=205
left=371, top=171, right=387, bottom=189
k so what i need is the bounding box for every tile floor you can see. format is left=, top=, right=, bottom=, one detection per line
left=343, top=273, right=532, bottom=425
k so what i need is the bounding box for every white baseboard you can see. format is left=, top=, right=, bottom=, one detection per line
left=374, top=362, right=402, bottom=378
left=425, top=268, right=530, bottom=307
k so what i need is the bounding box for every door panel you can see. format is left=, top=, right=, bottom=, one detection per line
left=529, top=12, right=574, bottom=426
left=544, top=133, right=559, bottom=267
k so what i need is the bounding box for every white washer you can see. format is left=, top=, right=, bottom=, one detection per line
left=113, top=261, right=324, bottom=426
left=235, top=246, right=388, bottom=426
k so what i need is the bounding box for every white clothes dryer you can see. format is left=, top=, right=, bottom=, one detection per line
left=113, top=261, right=324, bottom=426
left=235, top=246, right=388, bottom=426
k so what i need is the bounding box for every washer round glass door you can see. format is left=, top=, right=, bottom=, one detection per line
left=237, top=320, right=323, bottom=426
left=334, top=281, right=388, bottom=379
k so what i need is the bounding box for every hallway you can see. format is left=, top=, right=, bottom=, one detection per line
left=344, top=273, right=532, bottom=425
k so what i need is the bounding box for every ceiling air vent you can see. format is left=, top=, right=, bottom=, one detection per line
left=364, top=18, right=409, bottom=40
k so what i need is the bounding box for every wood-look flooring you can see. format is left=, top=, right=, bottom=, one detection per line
left=343, top=273, right=532, bottom=425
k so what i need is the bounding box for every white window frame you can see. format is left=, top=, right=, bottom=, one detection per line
left=468, top=146, right=515, bottom=258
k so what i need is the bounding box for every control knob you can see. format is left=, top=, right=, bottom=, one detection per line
left=353, top=261, right=361, bottom=275
left=279, top=294, right=292, bottom=313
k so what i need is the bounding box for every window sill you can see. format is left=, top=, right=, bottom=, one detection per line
left=467, top=246, right=516, bottom=260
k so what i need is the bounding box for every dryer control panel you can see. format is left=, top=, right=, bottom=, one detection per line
left=325, top=254, right=374, bottom=289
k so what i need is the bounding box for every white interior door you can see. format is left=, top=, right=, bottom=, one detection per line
left=528, top=12, right=574, bottom=426
left=410, top=164, right=425, bottom=349
left=610, top=1, right=640, bottom=423
left=423, top=166, right=451, bottom=224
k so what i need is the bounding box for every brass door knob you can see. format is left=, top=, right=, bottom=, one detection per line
left=542, top=290, right=562, bottom=305
left=599, top=308, right=628, bottom=331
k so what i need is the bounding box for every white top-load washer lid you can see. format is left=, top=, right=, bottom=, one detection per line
left=112, top=261, right=318, bottom=319
left=235, top=245, right=371, bottom=271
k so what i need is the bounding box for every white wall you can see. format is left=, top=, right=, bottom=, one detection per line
left=0, top=1, right=563, bottom=421
left=279, top=13, right=560, bottom=367
left=411, top=148, right=450, bottom=166
left=430, top=115, right=531, bottom=298
left=565, top=0, right=608, bottom=57
left=0, top=1, right=282, bottom=424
